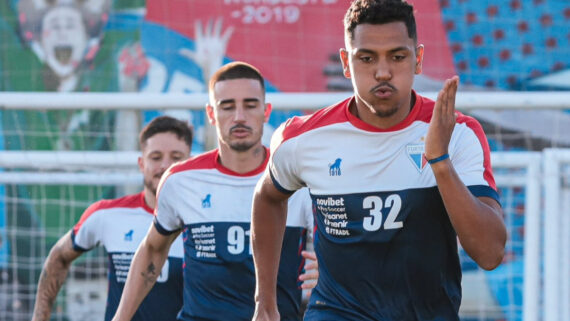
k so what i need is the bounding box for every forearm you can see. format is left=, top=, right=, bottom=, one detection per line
left=251, top=192, right=287, bottom=310
left=32, top=255, right=72, bottom=320
left=113, top=238, right=169, bottom=321
left=32, top=233, right=80, bottom=321
left=432, top=160, right=506, bottom=270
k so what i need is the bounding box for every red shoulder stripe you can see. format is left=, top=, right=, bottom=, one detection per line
left=73, top=192, right=150, bottom=235
left=456, top=114, right=497, bottom=190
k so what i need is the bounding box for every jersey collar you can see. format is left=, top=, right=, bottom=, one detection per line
left=213, top=147, right=270, bottom=177
left=345, top=90, right=422, bottom=132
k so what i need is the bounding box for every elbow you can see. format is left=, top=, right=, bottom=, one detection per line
left=467, top=234, right=506, bottom=271
left=479, top=250, right=504, bottom=271
left=478, top=221, right=507, bottom=271
left=477, top=242, right=506, bottom=271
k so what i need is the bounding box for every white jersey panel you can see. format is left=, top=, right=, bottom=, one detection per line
left=74, top=206, right=183, bottom=258
left=272, top=120, right=491, bottom=195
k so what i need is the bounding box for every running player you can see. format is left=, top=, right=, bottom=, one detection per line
left=32, top=116, right=193, bottom=321
left=251, top=1, right=507, bottom=320
left=112, top=62, right=315, bottom=321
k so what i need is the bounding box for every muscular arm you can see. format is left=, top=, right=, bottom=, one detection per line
left=32, top=232, right=82, bottom=321
left=251, top=174, right=290, bottom=321
left=431, top=160, right=506, bottom=270
left=112, top=224, right=180, bottom=321
left=426, top=77, right=506, bottom=270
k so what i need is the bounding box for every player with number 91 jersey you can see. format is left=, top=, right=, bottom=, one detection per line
left=153, top=148, right=313, bottom=321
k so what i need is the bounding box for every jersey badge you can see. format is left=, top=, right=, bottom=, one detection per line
left=406, top=143, right=427, bottom=172
left=124, top=229, right=133, bottom=241
left=202, top=194, right=212, bottom=208
left=328, top=158, right=342, bottom=176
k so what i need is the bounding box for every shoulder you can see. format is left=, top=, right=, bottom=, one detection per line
left=274, top=97, right=352, bottom=145
left=157, top=150, right=219, bottom=200
left=83, top=193, right=143, bottom=217
left=164, top=149, right=218, bottom=178
left=73, top=192, right=145, bottom=233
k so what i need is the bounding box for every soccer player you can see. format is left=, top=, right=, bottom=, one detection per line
left=112, top=62, right=315, bottom=321
left=251, top=0, right=507, bottom=320
left=32, top=116, right=193, bottom=321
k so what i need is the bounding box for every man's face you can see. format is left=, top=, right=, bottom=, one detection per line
left=341, top=22, right=423, bottom=122
left=207, top=78, right=271, bottom=152
left=138, top=132, right=190, bottom=196
left=40, top=6, right=87, bottom=78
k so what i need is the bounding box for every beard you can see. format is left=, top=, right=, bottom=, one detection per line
left=144, top=176, right=159, bottom=196
left=229, top=140, right=256, bottom=152
left=367, top=82, right=400, bottom=118
left=372, top=104, right=399, bottom=118
left=226, top=124, right=257, bottom=151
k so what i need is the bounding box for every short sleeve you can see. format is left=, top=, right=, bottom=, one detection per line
left=71, top=203, right=103, bottom=252
left=451, top=119, right=500, bottom=203
left=154, top=174, right=184, bottom=235
left=268, top=122, right=305, bottom=193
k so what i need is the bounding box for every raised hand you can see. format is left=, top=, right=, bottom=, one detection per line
left=179, top=18, right=234, bottom=82
left=424, top=76, right=459, bottom=162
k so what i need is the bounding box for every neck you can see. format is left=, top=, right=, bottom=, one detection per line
left=217, top=141, right=267, bottom=174
left=143, top=189, right=156, bottom=210
left=352, top=92, right=415, bottom=129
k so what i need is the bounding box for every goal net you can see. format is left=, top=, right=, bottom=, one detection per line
left=0, top=150, right=142, bottom=321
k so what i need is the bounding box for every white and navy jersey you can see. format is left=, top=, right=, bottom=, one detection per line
left=154, top=148, right=313, bottom=321
left=269, top=93, right=499, bottom=321
left=71, top=192, right=184, bottom=321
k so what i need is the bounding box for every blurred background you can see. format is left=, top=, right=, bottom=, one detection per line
left=0, top=0, right=569, bottom=320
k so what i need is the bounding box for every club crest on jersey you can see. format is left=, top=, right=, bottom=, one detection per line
left=328, top=158, right=342, bottom=176
left=124, top=229, right=133, bottom=241
left=202, top=194, right=211, bottom=208
left=406, top=143, right=427, bottom=172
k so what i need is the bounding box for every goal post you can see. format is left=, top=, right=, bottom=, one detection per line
left=543, top=149, right=570, bottom=321
left=1, top=91, right=570, bottom=110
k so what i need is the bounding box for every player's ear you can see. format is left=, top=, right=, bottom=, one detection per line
left=340, top=48, right=351, bottom=79
left=263, top=103, right=272, bottom=123
left=415, top=44, right=424, bottom=75
left=137, top=156, right=144, bottom=172
left=206, top=103, right=216, bottom=125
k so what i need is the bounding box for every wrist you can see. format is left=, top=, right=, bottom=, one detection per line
left=427, top=153, right=449, bottom=165
left=429, top=158, right=452, bottom=175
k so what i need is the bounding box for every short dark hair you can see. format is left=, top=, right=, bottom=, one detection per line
left=208, top=61, right=265, bottom=96
left=139, top=116, right=193, bottom=150
left=344, top=0, right=417, bottom=44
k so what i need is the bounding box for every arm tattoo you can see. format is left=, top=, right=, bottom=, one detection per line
left=141, top=262, right=158, bottom=286
left=33, top=244, right=72, bottom=320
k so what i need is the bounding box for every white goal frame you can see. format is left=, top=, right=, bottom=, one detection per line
left=1, top=91, right=570, bottom=110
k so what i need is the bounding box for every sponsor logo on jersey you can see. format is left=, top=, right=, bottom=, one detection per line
left=202, top=194, right=211, bottom=208
left=406, top=143, right=427, bottom=172
left=328, top=158, right=342, bottom=176
left=124, top=229, right=134, bottom=241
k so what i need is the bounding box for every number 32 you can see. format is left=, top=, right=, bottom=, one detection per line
left=362, top=194, right=403, bottom=231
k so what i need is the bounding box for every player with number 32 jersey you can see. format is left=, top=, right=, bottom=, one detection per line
left=268, top=94, right=499, bottom=320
